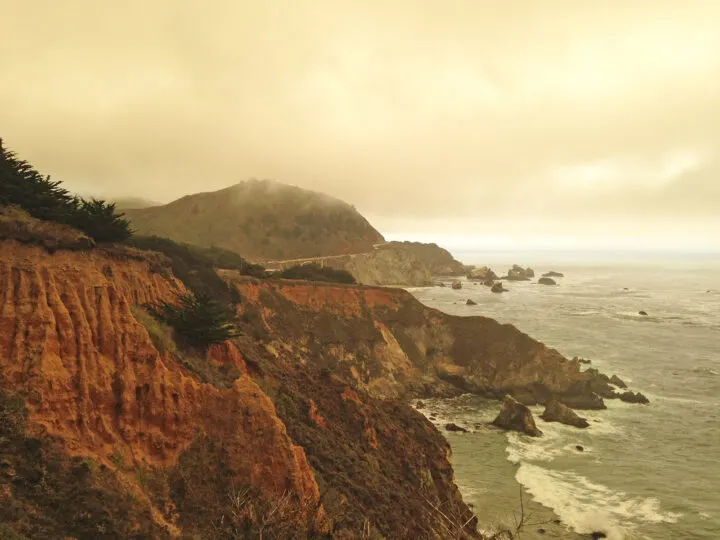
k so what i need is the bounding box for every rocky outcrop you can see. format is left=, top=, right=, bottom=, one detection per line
left=619, top=391, right=650, bottom=404
left=504, top=265, right=535, bottom=281
left=445, top=423, right=468, bottom=433
left=542, top=271, right=564, bottom=278
left=538, top=277, right=557, bottom=285
left=467, top=266, right=498, bottom=281
left=610, top=375, right=628, bottom=388
left=491, top=282, right=507, bottom=293
left=541, top=400, right=589, bottom=428
left=382, top=241, right=465, bottom=276
left=492, top=395, right=542, bottom=437
left=452, top=280, right=463, bottom=289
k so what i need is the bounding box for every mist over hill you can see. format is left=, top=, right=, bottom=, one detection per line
left=125, top=179, right=385, bottom=261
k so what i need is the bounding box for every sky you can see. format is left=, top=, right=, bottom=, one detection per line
left=1, top=1, right=719, bottom=252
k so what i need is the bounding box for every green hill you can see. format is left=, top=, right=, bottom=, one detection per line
left=124, top=179, right=385, bottom=261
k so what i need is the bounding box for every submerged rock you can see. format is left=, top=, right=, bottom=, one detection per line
left=538, top=277, right=557, bottom=286
left=609, top=375, right=628, bottom=388
left=492, top=395, right=542, bottom=437
left=559, top=393, right=606, bottom=410
left=445, top=423, right=468, bottom=433
left=576, top=445, right=584, bottom=452
left=466, top=299, right=477, bottom=306
left=415, top=400, right=425, bottom=409
left=451, top=280, right=462, bottom=290
left=541, top=400, right=589, bottom=428
left=542, top=271, right=564, bottom=278
left=639, top=310, right=648, bottom=316
left=619, top=391, right=650, bottom=404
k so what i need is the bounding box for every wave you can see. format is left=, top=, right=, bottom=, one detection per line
left=516, top=463, right=682, bottom=540
left=692, top=367, right=719, bottom=376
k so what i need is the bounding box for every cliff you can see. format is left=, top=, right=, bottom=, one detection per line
left=384, top=241, right=465, bottom=276
left=125, top=179, right=385, bottom=261
left=0, top=239, right=476, bottom=539
left=223, top=274, right=601, bottom=406
left=276, top=241, right=466, bottom=287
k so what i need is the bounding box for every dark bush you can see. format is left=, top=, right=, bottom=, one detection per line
left=0, top=139, right=132, bottom=243
left=127, top=235, right=265, bottom=304
left=146, top=292, right=239, bottom=349
left=278, top=263, right=356, bottom=284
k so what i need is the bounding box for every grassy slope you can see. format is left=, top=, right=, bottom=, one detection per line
left=125, top=180, right=385, bottom=261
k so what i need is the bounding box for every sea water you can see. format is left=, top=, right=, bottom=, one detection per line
left=408, top=253, right=720, bottom=539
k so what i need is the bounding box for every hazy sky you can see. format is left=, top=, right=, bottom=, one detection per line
left=2, top=1, right=719, bottom=251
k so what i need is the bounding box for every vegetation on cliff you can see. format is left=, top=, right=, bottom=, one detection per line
left=277, top=263, right=357, bottom=284
left=124, top=179, right=385, bottom=261
left=0, top=139, right=132, bottom=243
left=146, top=292, right=240, bottom=349
left=0, top=381, right=166, bottom=539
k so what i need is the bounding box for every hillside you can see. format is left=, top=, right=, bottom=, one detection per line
left=125, top=179, right=385, bottom=261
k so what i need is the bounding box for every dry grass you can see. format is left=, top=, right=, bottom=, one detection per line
left=0, top=204, right=93, bottom=250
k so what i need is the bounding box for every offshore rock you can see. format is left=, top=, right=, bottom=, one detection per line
left=492, top=395, right=542, bottom=437
left=541, top=400, right=590, bottom=428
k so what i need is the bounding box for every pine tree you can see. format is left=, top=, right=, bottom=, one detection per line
left=146, top=293, right=240, bottom=349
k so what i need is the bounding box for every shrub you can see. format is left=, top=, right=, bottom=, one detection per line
left=0, top=139, right=132, bottom=243
left=126, top=235, right=260, bottom=303
left=278, top=263, right=356, bottom=284
left=71, top=198, right=132, bottom=242
left=146, top=292, right=240, bottom=349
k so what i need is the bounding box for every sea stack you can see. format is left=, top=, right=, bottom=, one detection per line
left=492, top=395, right=543, bottom=437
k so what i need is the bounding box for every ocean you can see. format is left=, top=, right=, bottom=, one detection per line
left=407, top=253, right=720, bottom=539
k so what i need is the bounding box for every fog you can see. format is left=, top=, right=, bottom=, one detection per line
left=2, top=1, right=718, bottom=251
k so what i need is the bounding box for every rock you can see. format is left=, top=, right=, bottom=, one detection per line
left=429, top=415, right=437, bottom=420
left=451, top=280, right=462, bottom=290
left=492, top=395, right=542, bottom=437
left=415, top=401, right=425, bottom=409
left=542, top=271, right=564, bottom=278
left=491, top=282, right=507, bottom=293
left=506, top=264, right=534, bottom=281
left=482, top=278, right=495, bottom=287
left=467, top=266, right=498, bottom=281
left=445, top=423, right=468, bottom=433
left=559, top=393, right=606, bottom=410
left=541, top=400, right=590, bottom=428
left=538, top=528, right=546, bottom=534
left=609, top=375, right=627, bottom=388
left=466, top=299, right=477, bottom=306
left=436, top=282, right=446, bottom=287
left=573, top=356, right=592, bottom=365
left=591, top=532, right=608, bottom=539
left=575, top=445, right=584, bottom=452
left=639, top=311, right=648, bottom=316
left=538, top=277, right=557, bottom=286
left=619, top=391, right=649, bottom=404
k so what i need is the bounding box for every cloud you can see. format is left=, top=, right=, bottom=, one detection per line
left=1, top=0, right=718, bottom=250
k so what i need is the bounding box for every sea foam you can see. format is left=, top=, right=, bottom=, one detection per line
left=516, top=463, right=681, bottom=540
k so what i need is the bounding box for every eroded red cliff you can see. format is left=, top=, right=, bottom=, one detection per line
left=0, top=240, right=323, bottom=537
